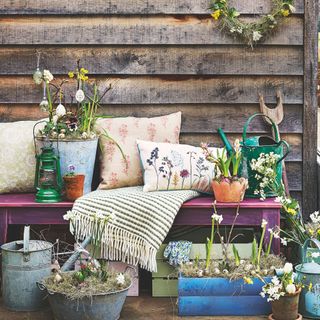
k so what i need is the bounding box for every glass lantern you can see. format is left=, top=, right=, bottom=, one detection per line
left=34, top=146, right=62, bottom=203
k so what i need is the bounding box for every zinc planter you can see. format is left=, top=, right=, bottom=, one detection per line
left=36, top=138, right=98, bottom=195
left=39, top=273, right=131, bottom=320
left=178, top=275, right=271, bottom=316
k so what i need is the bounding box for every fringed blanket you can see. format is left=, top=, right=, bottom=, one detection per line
left=70, top=186, right=200, bottom=272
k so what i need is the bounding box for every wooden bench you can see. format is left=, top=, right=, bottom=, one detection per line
left=0, top=193, right=281, bottom=253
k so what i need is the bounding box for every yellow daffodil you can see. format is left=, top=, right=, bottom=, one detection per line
left=308, top=282, right=313, bottom=291
left=211, top=10, right=221, bottom=20
left=79, top=74, right=89, bottom=81
left=243, top=276, right=253, bottom=285
left=286, top=208, right=296, bottom=215
left=80, top=67, right=89, bottom=74
left=68, top=71, right=74, bottom=78
left=281, top=9, right=290, bottom=17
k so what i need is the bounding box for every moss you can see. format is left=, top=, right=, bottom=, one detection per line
left=43, top=269, right=131, bottom=300
left=179, top=254, right=285, bottom=280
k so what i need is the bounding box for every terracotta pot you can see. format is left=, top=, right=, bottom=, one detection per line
left=270, top=289, right=301, bottom=320
left=63, top=174, right=85, bottom=201
left=211, top=177, right=248, bottom=202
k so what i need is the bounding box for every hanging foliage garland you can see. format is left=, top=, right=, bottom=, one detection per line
left=209, top=0, right=295, bottom=47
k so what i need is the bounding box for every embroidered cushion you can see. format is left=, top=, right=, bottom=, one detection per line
left=0, top=120, right=42, bottom=193
left=96, top=112, right=181, bottom=189
left=137, top=140, right=222, bottom=193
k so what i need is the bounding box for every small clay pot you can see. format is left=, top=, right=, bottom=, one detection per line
left=63, top=174, right=85, bottom=201
left=212, top=177, right=248, bottom=202
left=270, top=289, right=301, bottom=320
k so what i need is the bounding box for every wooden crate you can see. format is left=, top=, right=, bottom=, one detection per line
left=152, top=243, right=252, bottom=297
left=178, top=276, right=271, bottom=316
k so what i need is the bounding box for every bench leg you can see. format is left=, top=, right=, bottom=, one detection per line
left=262, top=209, right=281, bottom=255
left=0, top=208, right=8, bottom=245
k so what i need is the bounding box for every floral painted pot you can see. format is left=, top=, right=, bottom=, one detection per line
left=269, top=289, right=301, bottom=320
left=63, top=174, right=85, bottom=201
left=212, top=177, right=248, bottom=202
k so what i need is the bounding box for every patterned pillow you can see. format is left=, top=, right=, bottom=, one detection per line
left=137, top=140, right=223, bottom=193
left=0, top=120, right=43, bottom=193
left=96, top=112, right=181, bottom=189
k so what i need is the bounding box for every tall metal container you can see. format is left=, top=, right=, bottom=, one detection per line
left=1, top=239, right=53, bottom=311
left=36, top=138, right=98, bottom=195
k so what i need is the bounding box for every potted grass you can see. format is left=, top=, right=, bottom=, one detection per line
left=39, top=210, right=132, bottom=320
left=33, top=60, right=124, bottom=195
left=178, top=201, right=286, bottom=316
left=201, top=139, right=247, bottom=202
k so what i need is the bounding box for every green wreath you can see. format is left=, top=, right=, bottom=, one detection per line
left=209, top=0, right=295, bottom=47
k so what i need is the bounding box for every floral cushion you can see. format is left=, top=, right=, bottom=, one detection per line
left=96, top=112, right=181, bottom=189
left=0, top=120, right=43, bottom=193
left=137, top=140, right=222, bottom=193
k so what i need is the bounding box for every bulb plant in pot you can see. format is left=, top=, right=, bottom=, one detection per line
left=33, top=59, right=124, bottom=195
left=63, top=165, right=85, bottom=201
left=178, top=202, right=286, bottom=316
left=201, top=139, right=247, bottom=202
left=261, top=262, right=302, bottom=320
left=39, top=210, right=132, bottom=320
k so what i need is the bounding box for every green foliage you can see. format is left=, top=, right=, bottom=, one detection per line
left=251, top=237, right=258, bottom=265
left=232, top=244, right=241, bottom=267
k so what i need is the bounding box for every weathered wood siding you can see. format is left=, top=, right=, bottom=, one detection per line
left=0, top=0, right=318, bottom=213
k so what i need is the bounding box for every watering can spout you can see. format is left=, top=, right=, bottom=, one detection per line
left=217, top=128, right=234, bottom=155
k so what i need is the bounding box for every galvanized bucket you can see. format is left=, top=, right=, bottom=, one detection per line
left=36, top=138, right=98, bottom=195
left=39, top=271, right=131, bottom=320
left=1, top=227, right=53, bottom=311
left=296, top=238, right=320, bottom=319
left=240, top=113, right=290, bottom=197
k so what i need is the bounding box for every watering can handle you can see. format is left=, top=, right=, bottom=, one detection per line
left=302, top=238, right=320, bottom=263
left=277, top=140, right=291, bottom=163
left=242, top=113, right=280, bottom=144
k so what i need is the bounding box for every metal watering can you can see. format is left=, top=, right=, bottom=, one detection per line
left=296, top=239, right=320, bottom=319
left=240, top=113, right=290, bottom=197
left=1, top=226, right=53, bottom=311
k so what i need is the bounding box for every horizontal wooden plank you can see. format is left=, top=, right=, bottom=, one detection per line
left=0, top=104, right=303, bottom=133
left=0, top=46, right=303, bottom=76
left=0, top=76, right=303, bottom=105
left=0, top=0, right=304, bottom=15
left=0, top=16, right=303, bottom=45
left=180, top=133, right=302, bottom=162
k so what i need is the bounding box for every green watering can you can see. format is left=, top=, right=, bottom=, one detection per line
left=240, top=113, right=290, bottom=197
left=296, top=239, right=320, bottom=319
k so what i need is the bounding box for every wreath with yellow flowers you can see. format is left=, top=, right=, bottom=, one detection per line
left=210, top=0, right=295, bottom=47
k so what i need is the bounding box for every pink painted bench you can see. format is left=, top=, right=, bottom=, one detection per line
left=0, top=193, right=281, bottom=253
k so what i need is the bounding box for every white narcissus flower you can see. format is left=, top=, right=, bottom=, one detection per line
left=56, top=104, right=66, bottom=117
left=286, top=284, right=296, bottom=294
left=211, top=213, right=223, bottom=224
left=281, top=237, right=288, bottom=246
left=43, top=69, right=54, bottom=82
left=116, top=273, right=125, bottom=285
left=310, top=211, right=320, bottom=223
left=252, top=31, right=262, bottom=42
left=283, top=262, right=293, bottom=274
left=75, top=89, right=85, bottom=102
left=261, top=219, right=268, bottom=228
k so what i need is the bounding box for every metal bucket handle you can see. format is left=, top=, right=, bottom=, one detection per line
left=36, top=281, right=55, bottom=295
left=243, top=113, right=280, bottom=143
left=124, top=265, right=139, bottom=279
left=242, top=113, right=291, bottom=163
left=302, top=238, right=320, bottom=264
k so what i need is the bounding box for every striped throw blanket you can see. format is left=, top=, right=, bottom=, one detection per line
left=70, top=186, right=200, bottom=272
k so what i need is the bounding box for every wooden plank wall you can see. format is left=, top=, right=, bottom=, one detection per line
left=0, top=0, right=318, bottom=214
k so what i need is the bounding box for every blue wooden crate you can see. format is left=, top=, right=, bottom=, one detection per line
left=178, top=275, right=271, bottom=316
